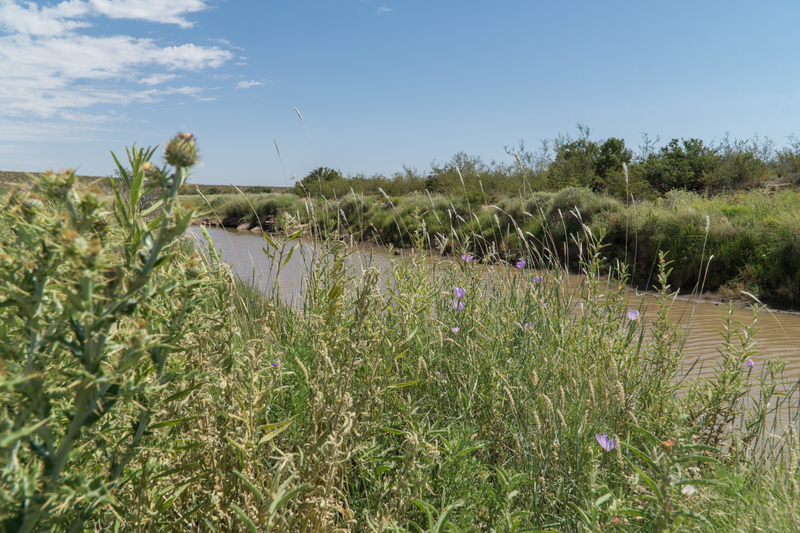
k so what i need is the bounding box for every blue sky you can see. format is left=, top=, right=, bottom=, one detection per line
left=1, top=1, right=799, bottom=186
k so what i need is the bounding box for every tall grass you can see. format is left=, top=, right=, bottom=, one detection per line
left=3, top=141, right=799, bottom=532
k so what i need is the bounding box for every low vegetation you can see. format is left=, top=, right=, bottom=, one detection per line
left=2, top=137, right=799, bottom=531
left=201, top=185, right=800, bottom=307
left=190, top=127, right=800, bottom=307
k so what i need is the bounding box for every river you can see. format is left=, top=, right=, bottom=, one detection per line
left=188, top=226, right=800, bottom=386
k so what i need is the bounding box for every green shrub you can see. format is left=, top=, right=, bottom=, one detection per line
left=0, top=139, right=210, bottom=530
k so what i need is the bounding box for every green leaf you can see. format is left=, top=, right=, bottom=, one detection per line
left=257, top=417, right=295, bottom=445
left=262, top=233, right=278, bottom=249
left=630, top=464, right=662, bottom=500
left=140, top=200, right=164, bottom=217
left=149, top=416, right=198, bottom=430
left=386, top=379, right=419, bottom=390
left=432, top=500, right=464, bottom=533
left=0, top=417, right=49, bottom=447
left=454, top=444, right=485, bottom=457
left=160, top=384, right=203, bottom=405
left=129, top=165, right=144, bottom=208
left=233, top=470, right=266, bottom=504
left=153, top=253, right=176, bottom=270
left=151, top=462, right=200, bottom=482
left=111, top=151, right=132, bottom=188
left=281, top=244, right=297, bottom=267
left=230, top=504, right=258, bottom=533
left=595, top=493, right=612, bottom=507
left=621, top=441, right=658, bottom=471
left=569, top=502, right=591, bottom=526
left=0, top=373, right=44, bottom=390
left=269, top=483, right=308, bottom=515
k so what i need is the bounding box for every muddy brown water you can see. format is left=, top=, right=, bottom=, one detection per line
left=189, top=227, right=800, bottom=387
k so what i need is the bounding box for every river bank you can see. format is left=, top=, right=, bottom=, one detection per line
left=191, top=185, right=800, bottom=314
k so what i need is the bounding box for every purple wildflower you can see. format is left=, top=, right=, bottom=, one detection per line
left=271, top=361, right=281, bottom=369
left=517, top=321, right=532, bottom=329
left=452, top=300, right=465, bottom=311
left=515, top=260, right=526, bottom=269
left=627, top=308, right=640, bottom=321
left=746, top=358, right=755, bottom=369
left=452, top=327, right=460, bottom=334
left=596, top=433, right=617, bottom=452
left=533, top=275, right=543, bottom=283
left=454, top=287, right=466, bottom=299
left=461, top=253, right=474, bottom=262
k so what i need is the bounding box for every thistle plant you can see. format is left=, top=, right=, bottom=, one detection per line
left=0, top=134, right=206, bottom=531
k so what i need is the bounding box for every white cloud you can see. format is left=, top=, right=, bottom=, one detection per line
left=0, top=0, right=234, bottom=120
left=88, top=0, right=212, bottom=29
left=0, top=0, right=213, bottom=33
left=156, top=86, right=205, bottom=96
left=210, top=37, right=243, bottom=50
left=0, top=0, right=92, bottom=36
left=376, top=6, right=391, bottom=12
left=236, top=80, right=263, bottom=89
left=139, top=73, right=180, bottom=85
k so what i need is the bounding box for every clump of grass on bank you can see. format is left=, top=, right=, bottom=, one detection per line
left=4, top=139, right=800, bottom=531
left=206, top=184, right=800, bottom=306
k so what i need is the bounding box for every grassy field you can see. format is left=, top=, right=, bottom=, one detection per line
left=3, top=142, right=800, bottom=531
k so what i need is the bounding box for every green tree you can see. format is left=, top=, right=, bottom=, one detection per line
left=295, top=166, right=343, bottom=196
left=548, top=137, right=599, bottom=190
left=594, top=137, right=633, bottom=185
left=642, top=138, right=720, bottom=192
left=425, top=152, right=508, bottom=202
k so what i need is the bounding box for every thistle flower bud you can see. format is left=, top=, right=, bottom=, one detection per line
left=21, top=196, right=44, bottom=220
left=164, top=132, right=198, bottom=168
left=140, top=161, right=161, bottom=181
left=7, top=189, right=28, bottom=206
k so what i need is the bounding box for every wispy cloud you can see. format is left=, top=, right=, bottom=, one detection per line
left=236, top=80, right=263, bottom=89
left=210, top=36, right=244, bottom=50
left=139, top=73, right=180, bottom=85
left=376, top=6, right=391, bottom=12
left=0, top=0, right=214, bottom=33
left=0, top=0, right=234, bottom=121
left=88, top=0, right=213, bottom=29
left=0, top=0, right=92, bottom=36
